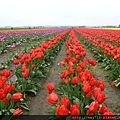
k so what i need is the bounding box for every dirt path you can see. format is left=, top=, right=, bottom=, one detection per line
left=24, top=44, right=66, bottom=115
left=86, top=48, right=120, bottom=115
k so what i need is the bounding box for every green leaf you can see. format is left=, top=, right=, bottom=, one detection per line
left=27, top=89, right=37, bottom=95
left=73, top=97, right=80, bottom=106
left=105, top=66, right=110, bottom=70
left=115, top=82, right=120, bottom=87
left=0, top=111, right=2, bottom=115
left=10, top=109, right=15, bottom=113
left=21, top=105, right=30, bottom=111
left=85, top=105, right=89, bottom=109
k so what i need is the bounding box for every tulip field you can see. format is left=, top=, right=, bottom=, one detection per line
left=0, top=28, right=120, bottom=119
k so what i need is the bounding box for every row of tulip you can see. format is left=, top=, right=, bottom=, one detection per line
left=46, top=29, right=114, bottom=119
left=0, top=28, right=67, bottom=54
left=0, top=29, right=70, bottom=117
left=0, top=29, right=64, bottom=70
left=80, top=28, right=120, bottom=45
left=75, top=28, right=120, bottom=87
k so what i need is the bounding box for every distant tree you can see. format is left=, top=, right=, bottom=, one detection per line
left=11, top=27, right=13, bottom=30
left=118, top=24, right=120, bottom=28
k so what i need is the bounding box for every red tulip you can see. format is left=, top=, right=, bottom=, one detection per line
left=11, top=84, right=15, bottom=91
left=71, top=76, right=79, bottom=85
left=89, top=78, right=97, bottom=87
left=46, top=83, right=55, bottom=94
left=70, top=108, right=80, bottom=115
left=76, top=66, right=82, bottom=73
left=88, top=100, right=99, bottom=113
left=64, top=56, right=71, bottom=62
left=61, top=97, right=70, bottom=108
left=70, top=104, right=80, bottom=115
left=79, top=61, right=86, bottom=68
left=23, top=54, right=29, bottom=60
left=83, top=83, right=91, bottom=94
left=56, top=105, right=68, bottom=117
left=25, top=57, right=32, bottom=64
left=0, top=76, right=6, bottom=83
left=13, top=59, right=19, bottom=65
left=13, top=108, right=22, bottom=115
left=84, top=69, right=92, bottom=80
left=0, top=81, right=4, bottom=89
left=3, top=96, right=10, bottom=104
left=79, top=72, right=87, bottom=82
left=99, top=104, right=107, bottom=114
left=1, top=69, right=12, bottom=77
left=19, top=58, right=24, bottom=64
left=98, top=80, right=105, bottom=91
left=66, top=49, right=70, bottom=55
left=86, top=91, right=92, bottom=98
left=18, top=52, right=23, bottom=59
left=93, top=51, right=96, bottom=54
left=86, top=109, right=94, bottom=116
left=68, top=65, right=74, bottom=74
left=60, top=70, right=69, bottom=79
left=93, top=88, right=101, bottom=99
left=87, top=58, right=96, bottom=66
left=21, top=64, right=27, bottom=72
left=63, top=78, right=69, bottom=84
left=103, top=110, right=114, bottom=115
left=70, top=57, right=77, bottom=64
left=30, top=53, right=35, bottom=59
left=97, top=92, right=106, bottom=104
left=109, top=81, right=117, bottom=86
left=70, top=104, right=79, bottom=111
left=12, top=92, right=23, bottom=102
left=4, top=84, right=11, bottom=94
left=23, top=69, right=30, bottom=78
left=47, top=92, right=58, bottom=104
left=0, top=90, right=6, bottom=100
left=60, top=61, right=67, bottom=66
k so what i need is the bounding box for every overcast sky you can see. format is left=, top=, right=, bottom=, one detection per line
left=0, top=0, right=120, bottom=27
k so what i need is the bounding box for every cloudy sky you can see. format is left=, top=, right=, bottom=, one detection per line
left=0, top=0, right=120, bottom=27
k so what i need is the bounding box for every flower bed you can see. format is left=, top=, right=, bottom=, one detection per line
left=75, top=28, right=120, bottom=87
left=46, top=29, right=114, bottom=119
left=0, top=29, right=70, bottom=116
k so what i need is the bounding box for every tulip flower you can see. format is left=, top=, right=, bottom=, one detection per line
left=13, top=108, right=22, bottom=115
left=56, top=105, right=68, bottom=117
left=88, top=100, right=99, bottom=113
left=46, top=83, right=55, bottom=94
left=70, top=104, right=80, bottom=115
left=47, top=92, right=58, bottom=104
left=99, top=104, right=107, bottom=114
left=71, top=76, right=79, bottom=85
left=3, top=96, right=10, bottom=104
left=13, top=59, right=19, bottom=65
left=12, top=92, right=23, bottom=102
left=0, top=90, right=6, bottom=100
left=61, top=97, right=70, bottom=108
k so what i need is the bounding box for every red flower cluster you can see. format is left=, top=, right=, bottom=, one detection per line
left=0, top=69, right=23, bottom=107
left=46, top=29, right=114, bottom=117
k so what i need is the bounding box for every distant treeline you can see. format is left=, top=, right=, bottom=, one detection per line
left=1, top=25, right=120, bottom=30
